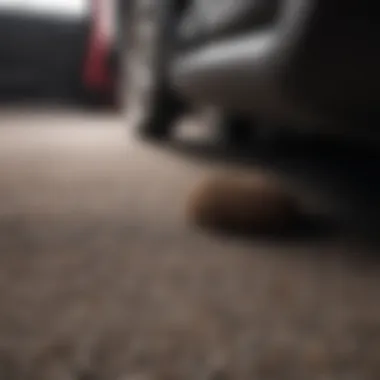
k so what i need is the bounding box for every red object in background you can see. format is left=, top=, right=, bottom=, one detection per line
left=83, top=0, right=113, bottom=96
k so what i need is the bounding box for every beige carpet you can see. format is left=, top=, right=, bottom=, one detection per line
left=0, top=110, right=379, bottom=380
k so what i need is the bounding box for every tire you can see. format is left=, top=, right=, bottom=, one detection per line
left=126, top=0, right=186, bottom=141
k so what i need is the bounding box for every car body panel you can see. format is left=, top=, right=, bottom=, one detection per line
left=178, top=0, right=279, bottom=49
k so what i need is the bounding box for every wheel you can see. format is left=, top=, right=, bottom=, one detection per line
left=217, top=112, right=256, bottom=149
left=126, top=0, right=186, bottom=141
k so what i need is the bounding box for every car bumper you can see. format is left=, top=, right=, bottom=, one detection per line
left=172, top=0, right=379, bottom=130
left=172, top=31, right=328, bottom=129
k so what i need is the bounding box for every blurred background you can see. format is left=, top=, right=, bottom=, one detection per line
left=0, top=0, right=122, bottom=107
left=0, top=1, right=379, bottom=379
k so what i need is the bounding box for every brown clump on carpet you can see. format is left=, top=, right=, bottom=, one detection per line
left=186, top=171, right=301, bottom=234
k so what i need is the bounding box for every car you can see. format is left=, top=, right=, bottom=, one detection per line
left=126, top=0, right=379, bottom=145
left=0, top=0, right=119, bottom=107
left=171, top=0, right=379, bottom=137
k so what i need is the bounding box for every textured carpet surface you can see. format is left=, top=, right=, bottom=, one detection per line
left=0, top=109, right=379, bottom=380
